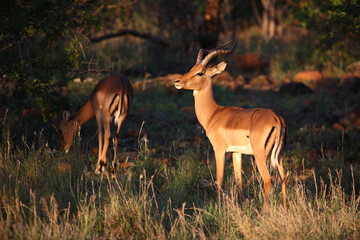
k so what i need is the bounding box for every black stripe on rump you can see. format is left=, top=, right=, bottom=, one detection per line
left=264, top=126, right=275, bottom=149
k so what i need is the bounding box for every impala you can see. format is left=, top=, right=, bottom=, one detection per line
left=174, top=40, right=287, bottom=210
left=59, top=75, right=133, bottom=174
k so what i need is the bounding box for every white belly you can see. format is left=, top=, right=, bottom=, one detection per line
left=225, top=143, right=253, bottom=155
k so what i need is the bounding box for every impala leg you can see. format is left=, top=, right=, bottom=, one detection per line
left=111, top=114, right=126, bottom=174
left=277, top=158, right=287, bottom=210
left=254, top=154, right=271, bottom=211
left=100, top=117, right=111, bottom=172
left=214, top=149, right=225, bottom=201
left=232, top=152, right=242, bottom=193
left=95, top=113, right=111, bottom=174
left=95, top=113, right=104, bottom=174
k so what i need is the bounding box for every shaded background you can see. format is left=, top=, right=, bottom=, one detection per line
left=1, top=1, right=360, bottom=238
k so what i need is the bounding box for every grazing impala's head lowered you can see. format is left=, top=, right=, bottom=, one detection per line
left=174, top=39, right=238, bottom=91
left=57, top=75, right=133, bottom=175
left=58, top=110, right=79, bottom=153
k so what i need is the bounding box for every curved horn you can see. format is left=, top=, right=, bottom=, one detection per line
left=200, top=38, right=238, bottom=66
left=196, top=39, right=234, bottom=64
left=196, top=39, right=236, bottom=64
left=196, top=49, right=207, bottom=64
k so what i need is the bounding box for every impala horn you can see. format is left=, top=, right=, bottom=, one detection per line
left=197, top=38, right=238, bottom=66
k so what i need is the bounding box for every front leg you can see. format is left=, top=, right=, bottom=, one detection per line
left=232, top=152, right=242, bottom=192
left=214, top=149, right=225, bottom=199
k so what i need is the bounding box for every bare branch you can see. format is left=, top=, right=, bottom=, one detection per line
left=252, top=0, right=262, bottom=26
left=89, top=29, right=168, bottom=46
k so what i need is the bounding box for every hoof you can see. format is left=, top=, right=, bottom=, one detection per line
left=95, top=164, right=105, bottom=175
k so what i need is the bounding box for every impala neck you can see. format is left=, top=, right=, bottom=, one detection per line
left=71, top=99, right=95, bottom=126
left=193, top=83, right=219, bottom=130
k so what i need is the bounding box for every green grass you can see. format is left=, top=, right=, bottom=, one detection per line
left=1, top=77, right=359, bottom=239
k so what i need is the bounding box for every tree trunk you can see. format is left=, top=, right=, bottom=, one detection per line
left=262, top=0, right=292, bottom=39
left=199, top=0, right=221, bottom=48
left=268, top=0, right=276, bottom=38
left=262, top=3, right=269, bottom=37
left=261, top=0, right=276, bottom=39
left=276, top=0, right=292, bottom=37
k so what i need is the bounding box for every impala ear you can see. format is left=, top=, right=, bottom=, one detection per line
left=209, top=61, right=227, bottom=77
left=62, top=110, right=71, bottom=122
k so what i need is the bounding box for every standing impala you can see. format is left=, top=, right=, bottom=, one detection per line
left=59, top=75, right=133, bottom=174
left=174, top=40, right=287, bottom=210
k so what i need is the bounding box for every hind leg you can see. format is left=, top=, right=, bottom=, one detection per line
left=96, top=112, right=111, bottom=174
left=254, top=153, right=271, bottom=211
left=95, top=113, right=105, bottom=174
left=277, top=155, right=287, bottom=209
left=111, top=114, right=127, bottom=174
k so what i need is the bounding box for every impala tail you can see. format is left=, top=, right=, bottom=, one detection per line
left=113, top=89, right=132, bottom=126
left=270, top=116, right=287, bottom=169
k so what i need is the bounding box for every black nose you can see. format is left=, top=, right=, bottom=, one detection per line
left=175, top=79, right=180, bottom=83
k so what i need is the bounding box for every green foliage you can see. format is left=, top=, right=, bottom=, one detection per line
left=0, top=0, right=102, bottom=120
left=293, top=0, right=360, bottom=65
left=165, top=151, right=215, bottom=206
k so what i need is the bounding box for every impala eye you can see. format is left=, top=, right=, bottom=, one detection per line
left=196, top=72, right=204, bottom=76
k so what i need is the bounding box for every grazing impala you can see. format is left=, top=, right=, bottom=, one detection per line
left=174, top=40, right=287, bottom=210
left=59, top=75, right=133, bottom=174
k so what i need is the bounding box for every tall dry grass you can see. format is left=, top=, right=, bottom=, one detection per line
left=1, top=147, right=359, bottom=239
